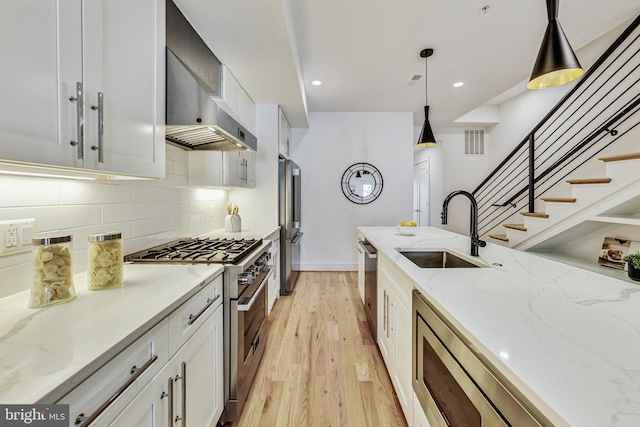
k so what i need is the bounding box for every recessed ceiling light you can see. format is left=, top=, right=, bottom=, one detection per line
left=311, top=80, right=322, bottom=86
left=453, top=82, right=464, bottom=88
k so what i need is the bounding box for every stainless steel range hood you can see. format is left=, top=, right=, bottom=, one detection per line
left=165, top=0, right=257, bottom=151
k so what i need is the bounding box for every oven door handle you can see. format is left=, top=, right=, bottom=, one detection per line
left=237, top=269, right=270, bottom=312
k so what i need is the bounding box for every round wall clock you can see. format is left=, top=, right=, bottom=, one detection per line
left=341, top=163, right=383, bottom=204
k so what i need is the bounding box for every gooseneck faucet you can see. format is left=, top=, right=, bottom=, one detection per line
left=441, top=190, right=486, bottom=256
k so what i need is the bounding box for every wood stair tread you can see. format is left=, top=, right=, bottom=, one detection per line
left=541, top=197, right=576, bottom=203
left=566, top=177, right=612, bottom=185
left=520, top=212, right=549, bottom=218
left=488, top=234, right=509, bottom=242
left=598, top=152, right=640, bottom=162
left=503, top=223, right=527, bottom=231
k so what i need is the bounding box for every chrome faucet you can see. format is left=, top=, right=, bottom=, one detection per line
left=441, top=190, right=486, bottom=257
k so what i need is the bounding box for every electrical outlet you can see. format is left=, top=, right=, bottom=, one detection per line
left=0, top=218, right=36, bottom=256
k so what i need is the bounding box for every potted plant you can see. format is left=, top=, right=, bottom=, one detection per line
left=623, top=252, right=640, bottom=281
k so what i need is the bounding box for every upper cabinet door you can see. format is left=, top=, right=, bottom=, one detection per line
left=83, top=0, right=165, bottom=178
left=0, top=1, right=165, bottom=179
left=0, top=0, right=84, bottom=169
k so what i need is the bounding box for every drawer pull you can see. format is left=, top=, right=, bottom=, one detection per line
left=74, top=354, right=158, bottom=426
left=187, top=294, right=220, bottom=325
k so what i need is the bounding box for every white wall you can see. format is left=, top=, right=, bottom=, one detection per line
left=290, top=112, right=414, bottom=271
left=0, top=144, right=228, bottom=299
left=415, top=128, right=493, bottom=235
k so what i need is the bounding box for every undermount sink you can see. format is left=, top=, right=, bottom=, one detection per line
left=398, top=250, right=488, bottom=268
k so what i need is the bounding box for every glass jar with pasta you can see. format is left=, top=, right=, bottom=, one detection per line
left=30, top=235, right=77, bottom=308
left=88, top=232, right=124, bottom=290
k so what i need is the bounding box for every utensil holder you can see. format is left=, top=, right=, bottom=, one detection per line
left=225, top=215, right=241, bottom=232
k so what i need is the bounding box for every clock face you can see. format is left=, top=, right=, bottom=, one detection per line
left=341, top=163, right=383, bottom=204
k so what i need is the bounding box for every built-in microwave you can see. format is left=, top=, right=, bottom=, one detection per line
left=412, top=290, right=548, bottom=427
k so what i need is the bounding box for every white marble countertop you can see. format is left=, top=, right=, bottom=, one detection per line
left=359, top=226, right=640, bottom=427
left=0, top=263, right=224, bottom=404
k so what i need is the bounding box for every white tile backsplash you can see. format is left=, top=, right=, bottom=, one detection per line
left=0, top=176, right=60, bottom=207
left=0, top=152, right=228, bottom=299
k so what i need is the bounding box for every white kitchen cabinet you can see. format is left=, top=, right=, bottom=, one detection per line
left=223, top=151, right=255, bottom=187
left=0, top=1, right=83, bottom=170
left=114, top=304, right=223, bottom=427
left=377, top=255, right=413, bottom=425
left=167, top=303, right=223, bottom=427
left=59, top=320, right=170, bottom=427
left=356, top=238, right=365, bottom=303
left=189, top=151, right=255, bottom=188
left=279, top=107, right=291, bottom=158
left=58, top=272, right=223, bottom=427
left=215, top=66, right=255, bottom=133
left=0, top=0, right=165, bottom=179
left=268, top=234, right=281, bottom=313
left=110, top=363, right=172, bottom=427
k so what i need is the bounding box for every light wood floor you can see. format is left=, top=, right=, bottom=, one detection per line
left=236, top=271, right=407, bottom=427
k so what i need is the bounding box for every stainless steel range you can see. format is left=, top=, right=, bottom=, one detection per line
left=125, top=237, right=272, bottom=424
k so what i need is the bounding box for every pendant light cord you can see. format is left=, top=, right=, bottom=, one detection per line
left=425, top=56, right=429, bottom=106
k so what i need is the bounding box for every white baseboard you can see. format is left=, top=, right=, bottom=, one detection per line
left=296, top=262, right=357, bottom=271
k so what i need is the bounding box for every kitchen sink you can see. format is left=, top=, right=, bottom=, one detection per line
left=398, top=250, right=488, bottom=268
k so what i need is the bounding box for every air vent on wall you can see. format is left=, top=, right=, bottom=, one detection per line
left=465, top=130, right=485, bottom=155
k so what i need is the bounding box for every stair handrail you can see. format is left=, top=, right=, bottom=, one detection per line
left=472, top=15, right=640, bottom=234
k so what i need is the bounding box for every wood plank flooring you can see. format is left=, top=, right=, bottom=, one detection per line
left=236, top=271, right=407, bottom=427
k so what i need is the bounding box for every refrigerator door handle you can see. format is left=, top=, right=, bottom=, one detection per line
left=292, top=221, right=300, bottom=229
left=291, top=232, right=303, bottom=244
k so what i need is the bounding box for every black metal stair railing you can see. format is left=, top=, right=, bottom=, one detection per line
left=473, top=15, right=640, bottom=237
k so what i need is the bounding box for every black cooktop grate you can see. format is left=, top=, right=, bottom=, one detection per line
left=125, top=237, right=262, bottom=265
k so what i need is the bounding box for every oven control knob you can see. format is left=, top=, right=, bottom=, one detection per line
left=238, top=273, right=252, bottom=285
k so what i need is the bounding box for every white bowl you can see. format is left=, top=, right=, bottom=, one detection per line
left=397, top=225, right=416, bottom=236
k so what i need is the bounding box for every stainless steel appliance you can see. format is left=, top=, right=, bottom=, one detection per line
left=279, top=157, right=303, bottom=294
left=358, top=239, right=377, bottom=340
left=165, top=0, right=257, bottom=151
left=412, top=290, right=547, bottom=427
left=125, top=237, right=272, bottom=424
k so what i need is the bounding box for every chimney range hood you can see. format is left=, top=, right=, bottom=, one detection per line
left=165, top=0, right=257, bottom=151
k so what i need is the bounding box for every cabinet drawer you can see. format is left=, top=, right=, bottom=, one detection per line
left=168, top=273, right=223, bottom=356
left=58, top=319, right=169, bottom=427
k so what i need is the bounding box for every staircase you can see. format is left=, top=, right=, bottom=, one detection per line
left=474, top=15, right=640, bottom=252
left=488, top=152, right=640, bottom=250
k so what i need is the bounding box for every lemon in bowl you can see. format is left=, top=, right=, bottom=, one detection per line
left=397, top=220, right=417, bottom=235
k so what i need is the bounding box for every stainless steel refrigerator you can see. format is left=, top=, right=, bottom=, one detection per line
left=279, top=157, right=302, bottom=294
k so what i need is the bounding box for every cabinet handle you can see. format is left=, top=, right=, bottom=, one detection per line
left=173, top=362, right=187, bottom=425
left=160, top=377, right=174, bottom=427
left=90, top=92, right=104, bottom=163
left=383, top=290, right=387, bottom=334
left=74, top=354, right=158, bottom=426
left=69, top=82, right=84, bottom=159
left=187, top=294, right=220, bottom=325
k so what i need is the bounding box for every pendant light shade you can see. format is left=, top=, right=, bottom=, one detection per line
left=417, top=106, right=437, bottom=147
left=527, top=0, right=583, bottom=90
left=417, top=48, right=436, bottom=148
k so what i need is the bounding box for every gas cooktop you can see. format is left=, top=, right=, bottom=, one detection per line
left=125, top=237, right=262, bottom=265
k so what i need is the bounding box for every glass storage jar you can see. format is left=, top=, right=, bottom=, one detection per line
left=29, top=235, right=76, bottom=308
left=87, top=232, right=123, bottom=290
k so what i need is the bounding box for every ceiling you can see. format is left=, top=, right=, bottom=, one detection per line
left=174, top=0, right=640, bottom=129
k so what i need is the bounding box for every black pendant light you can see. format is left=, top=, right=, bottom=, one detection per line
left=417, top=48, right=437, bottom=148
left=527, top=0, right=583, bottom=90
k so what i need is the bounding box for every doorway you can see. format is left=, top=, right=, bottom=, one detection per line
left=413, top=160, right=429, bottom=226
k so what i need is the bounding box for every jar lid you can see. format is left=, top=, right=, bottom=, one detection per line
left=32, top=235, right=73, bottom=246
left=88, top=232, right=122, bottom=243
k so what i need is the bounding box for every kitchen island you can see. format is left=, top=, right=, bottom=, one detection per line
left=359, top=226, right=640, bottom=427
